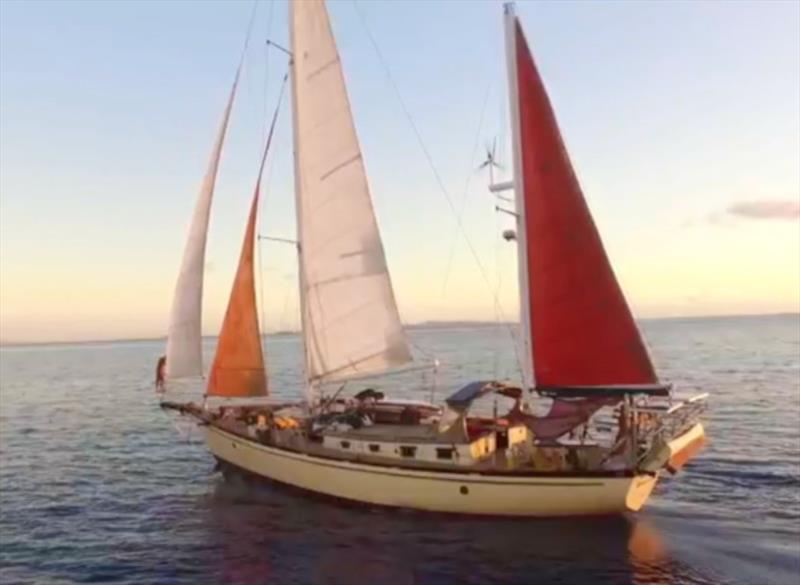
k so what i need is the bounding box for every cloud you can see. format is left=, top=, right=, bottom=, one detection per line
left=679, top=199, right=800, bottom=231
left=725, top=199, right=800, bottom=221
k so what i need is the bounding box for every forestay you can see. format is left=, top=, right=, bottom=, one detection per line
left=290, top=0, right=411, bottom=383
left=166, top=73, right=240, bottom=379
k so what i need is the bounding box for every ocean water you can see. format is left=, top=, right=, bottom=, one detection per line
left=1, top=314, right=798, bottom=585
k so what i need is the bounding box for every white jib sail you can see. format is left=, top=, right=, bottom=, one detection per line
left=290, top=0, right=411, bottom=383
left=166, top=75, right=239, bottom=379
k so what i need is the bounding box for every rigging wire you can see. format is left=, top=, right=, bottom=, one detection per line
left=257, top=217, right=268, bottom=344
left=257, top=135, right=286, bottom=336
left=238, top=0, right=260, bottom=70
left=255, top=72, right=289, bottom=364
left=257, top=0, right=273, bottom=352
left=439, top=82, right=492, bottom=296
left=278, top=280, right=292, bottom=332
left=351, top=0, right=503, bottom=310
left=262, top=0, right=275, bottom=143
left=493, top=203, right=501, bottom=379
left=351, top=0, right=523, bottom=373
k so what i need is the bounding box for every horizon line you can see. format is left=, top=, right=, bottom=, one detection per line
left=1, top=311, right=798, bottom=348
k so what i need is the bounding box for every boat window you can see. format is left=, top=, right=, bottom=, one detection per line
left=436, top=448, right=455, bottom=460
left=340, top=441, right=350, bottom=449
left=399, top=446, right=417, bottom=458
left=368, top=444, right=380, bottom=453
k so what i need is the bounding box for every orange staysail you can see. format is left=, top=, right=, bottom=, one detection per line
left=206, top=187, right=267, bottom=398
left=206, top=75, right=288, bottom=398
left=514, top=22, right=658, bottom=389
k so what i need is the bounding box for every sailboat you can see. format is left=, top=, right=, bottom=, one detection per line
left=161, top=1, right=708, bottom=517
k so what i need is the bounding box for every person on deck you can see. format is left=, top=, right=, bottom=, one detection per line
left=155, top=355, right=167, bottom=392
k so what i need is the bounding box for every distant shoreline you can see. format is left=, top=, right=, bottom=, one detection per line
left=1, top=312, right=797, bottom=348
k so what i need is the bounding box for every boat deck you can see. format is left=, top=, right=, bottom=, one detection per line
left=323, top=423, right=449, bottom=444
left=163, top=401, right=631, bottom=475
left=209, top=418, right=614, bottom=474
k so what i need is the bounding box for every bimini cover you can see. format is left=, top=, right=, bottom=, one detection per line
left=445, top=381, right=522, bottom=412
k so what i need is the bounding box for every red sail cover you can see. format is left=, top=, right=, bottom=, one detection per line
left=514, top=22, right=657, bottom=388
left=206, top=188, right=267, bottom=397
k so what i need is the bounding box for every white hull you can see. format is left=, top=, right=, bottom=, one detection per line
left=204, top=425, right=659, bottom=517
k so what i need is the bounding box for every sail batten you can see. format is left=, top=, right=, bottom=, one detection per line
left=290, top=0, right=411, bottom=385
left=512, top=19, right=657, bottom=388
left=165, top=73, right=240, bottom=380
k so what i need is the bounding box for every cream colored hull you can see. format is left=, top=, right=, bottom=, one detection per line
left=204, top=426, right=658, bottom=517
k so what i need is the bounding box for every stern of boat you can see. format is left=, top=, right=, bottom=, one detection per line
left=625, top=473, right=659, bottom=512
left=636, top=394, right=707, bottom=484
left=664, top=422, right=706, bottom=472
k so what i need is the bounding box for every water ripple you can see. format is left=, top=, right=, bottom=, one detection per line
left=1, top=315, right=799, bottom=584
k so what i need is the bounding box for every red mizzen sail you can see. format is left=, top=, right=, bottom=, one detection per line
left=514, top=21, right=657, bottom=388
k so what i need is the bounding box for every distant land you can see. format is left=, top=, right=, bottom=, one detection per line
left=0, top=312, right=797, bottom=348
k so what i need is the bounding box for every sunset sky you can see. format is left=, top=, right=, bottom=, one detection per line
left=1, top=0, right=798, bottom=343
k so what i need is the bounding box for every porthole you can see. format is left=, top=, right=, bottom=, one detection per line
left=399, top=446, right=417, bottom=458
left=340, top=441, right=351, bottom=449
left=368, top=444, right=380, bottom=453
left=460, top=486, right=469, bottom=495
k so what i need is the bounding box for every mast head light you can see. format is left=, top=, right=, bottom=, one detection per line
left=502, top=229, right=517, bottom=242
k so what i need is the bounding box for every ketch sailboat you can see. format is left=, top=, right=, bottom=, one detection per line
left=161, top=1, right=707, bottom=516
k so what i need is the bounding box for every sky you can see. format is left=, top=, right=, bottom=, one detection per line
left=1, top=0, right=798, bottom=344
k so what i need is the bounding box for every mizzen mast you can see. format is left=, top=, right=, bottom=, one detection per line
left=502, top=2, right=535, bottom=393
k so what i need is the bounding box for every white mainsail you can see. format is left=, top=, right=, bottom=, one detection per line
left=166, top=74, right=239, bottom=379
left=290, top=0, right=411, bottom=383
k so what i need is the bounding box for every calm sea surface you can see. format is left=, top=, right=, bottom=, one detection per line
left=1, top=315, right=798, bottom=585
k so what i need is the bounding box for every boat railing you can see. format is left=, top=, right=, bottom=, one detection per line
left=634, top=393, right=708, bottom=445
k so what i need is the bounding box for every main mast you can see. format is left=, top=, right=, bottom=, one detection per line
left=503, top=2, right=535, bottom=393
left=288, top=6, right=314, bottom=405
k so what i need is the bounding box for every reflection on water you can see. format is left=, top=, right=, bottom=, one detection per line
left=200, top=475, right=716, bottom=585
left=1, top=315, right=798, bottom=584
